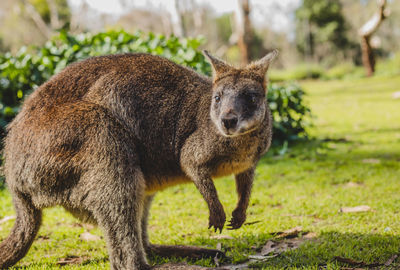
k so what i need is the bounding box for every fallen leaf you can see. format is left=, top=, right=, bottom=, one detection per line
left=303, top=232, right=317, bottom=239
left=392, top=91, right=400, bottom=99
left=72, top=223, right=95, bottom=230
left=210, top=235, right=234, bottom=240
left=339, top=205, right=371, bottom=213
left=362, top=158, right=381, bottom=164
left=0, top=216, right=15, bottom=224
left=244, top=220, right=262, bottom=226
left=153, top=263, right=214, bottom=269
left=37, top=234, right=50, bottom=240
left=213, top=245, right=225, bottom=267
left=384, top=254, right=398, bottom=266
left=248, top=254, right=277, bottom=260
left=57, top=255, right=86, bottom=266
left=261, top=240, right=275, bottom=255
left=261, top=238, right=304, bottom=256
left=345, top=182, right=364, bottom=188
left=80, top=232, right=101, bottom=241
left=334, top=256, right=381, bottom=268
left=275, top=226, right=303, bottom=239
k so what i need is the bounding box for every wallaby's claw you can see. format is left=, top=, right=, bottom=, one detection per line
left=227, top=209, right=246, bottom=230
left=209, top=223, right=224, bottom=233
left=208, top=206, right=226, bottom=233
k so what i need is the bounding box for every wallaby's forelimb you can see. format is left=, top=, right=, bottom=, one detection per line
left=191, top=174, right=226, bottom=233
left=228, top=168, right=254, bottom=230
left=0, top=192, right=42, bottom=269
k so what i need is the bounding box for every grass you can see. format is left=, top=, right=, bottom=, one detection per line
left=1, top=75, right=400, bottom=269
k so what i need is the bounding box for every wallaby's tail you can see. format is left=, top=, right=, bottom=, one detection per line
left=0, top=192, right=42, bottom=269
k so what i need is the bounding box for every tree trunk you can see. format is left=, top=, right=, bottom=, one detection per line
left=46, top=0, right=61, bottom=29
left=360, top=36, right=375, bottom=77
left=236, top=0, right=253, bottom=66
left=172, top=0, right=186, bottom=37
left=21, top=0, right=53, bottom=39
left=358, top=0, right=389, bottom=76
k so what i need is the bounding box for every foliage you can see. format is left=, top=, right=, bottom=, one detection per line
left=0, top=30, right=310, bottom=143
left=0, top=30, right=209, bottom=134
left=295, top=0, right=352, bottom=65
left=268, top=83, right=311, bottom=144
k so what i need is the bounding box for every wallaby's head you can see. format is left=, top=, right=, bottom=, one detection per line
left=203, top=50, right=278, bottom=137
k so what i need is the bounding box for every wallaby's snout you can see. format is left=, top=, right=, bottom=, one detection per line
left=212, top=86, right=267, bottom=137
left=222, top=113, right=238, bottom=131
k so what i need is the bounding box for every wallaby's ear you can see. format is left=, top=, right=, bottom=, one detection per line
left=203, top=50, right=234, bottom=78
left=245, top=49, right=279, bottom=78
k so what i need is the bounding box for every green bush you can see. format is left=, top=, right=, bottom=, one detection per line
left=268, top=83, right=311, bottom=143
left=0, top=30, right=310, bottom=144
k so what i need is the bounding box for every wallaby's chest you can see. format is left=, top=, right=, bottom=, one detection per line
left=210, top=136, right=261, bottom=178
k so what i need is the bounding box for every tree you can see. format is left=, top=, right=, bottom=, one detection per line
left=234, top=0, right=254, bottom=66
left=358, top=0, right=389, bottom=77
left=295, top=0, right=350, bottom=65
left=0, top=0, right=71, bottom=51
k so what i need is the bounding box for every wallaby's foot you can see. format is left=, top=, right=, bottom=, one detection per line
left=227, top=207, right=246, bottom=230
left=208, top=205, right=226, bottom=233
left=147, top=244, right=225, bottom=260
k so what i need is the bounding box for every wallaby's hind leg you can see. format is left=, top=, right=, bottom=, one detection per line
left=142, top=194, right=155, bottom=250
left=87, top=167, right=150, bottom=270
left=141, top=195, right=225, bottom=260
left=0, top=191, right=42, bottom=269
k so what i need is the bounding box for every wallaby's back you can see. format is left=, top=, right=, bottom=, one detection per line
left=16, top=54, right=212, bottom=183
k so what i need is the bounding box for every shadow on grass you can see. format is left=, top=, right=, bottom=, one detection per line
left=261, top=136, right=400, bottom=167
left=148, top=232, right=400, bottom=269
left=248, top=231, right=400, bottom=269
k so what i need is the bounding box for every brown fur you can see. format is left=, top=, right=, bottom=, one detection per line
left=0, top=49, right=277, bottom=269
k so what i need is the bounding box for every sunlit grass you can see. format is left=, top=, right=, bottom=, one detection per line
left=1, top=75, right=400, bottom=269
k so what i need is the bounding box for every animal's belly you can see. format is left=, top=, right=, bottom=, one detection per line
left=144, top=160, right=253, bottom=194
left=145, top=175, right=192, bottom=194
left=212, top=160, right=253, bottom=178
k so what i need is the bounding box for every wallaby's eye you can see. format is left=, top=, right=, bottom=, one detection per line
left=246, top=93, right=258, bottom=104
left=214, top=95, right=221, bottom=103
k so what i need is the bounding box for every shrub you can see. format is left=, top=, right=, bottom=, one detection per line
left=268, top=83, right=311, bottom=144
left=0, top=30, right=310, bottom=144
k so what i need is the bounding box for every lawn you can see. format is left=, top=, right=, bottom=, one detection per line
left=1, top=75, right=400, bottom=269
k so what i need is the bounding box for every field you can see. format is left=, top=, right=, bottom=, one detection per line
left=1, top=75, right=400, bottom=269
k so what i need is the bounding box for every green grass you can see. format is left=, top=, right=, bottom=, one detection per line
left=1, top=76, right=400, bottom=269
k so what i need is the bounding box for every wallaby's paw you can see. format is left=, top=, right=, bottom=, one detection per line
left=227, top=208, right=246, bottom=230
left=208, top=207, right=226, bottom=233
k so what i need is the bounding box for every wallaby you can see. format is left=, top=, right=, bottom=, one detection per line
left=0, top=49, right=277, bottom=269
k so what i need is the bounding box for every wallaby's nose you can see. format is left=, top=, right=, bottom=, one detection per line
left=222, top=115, right=238, bottom=130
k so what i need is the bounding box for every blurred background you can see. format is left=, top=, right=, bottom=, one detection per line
left=0, top=0, right=398, bottom=143
left=1, top=2, right=400, bottom=267
left=1, top=0, right=399, bottom=73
